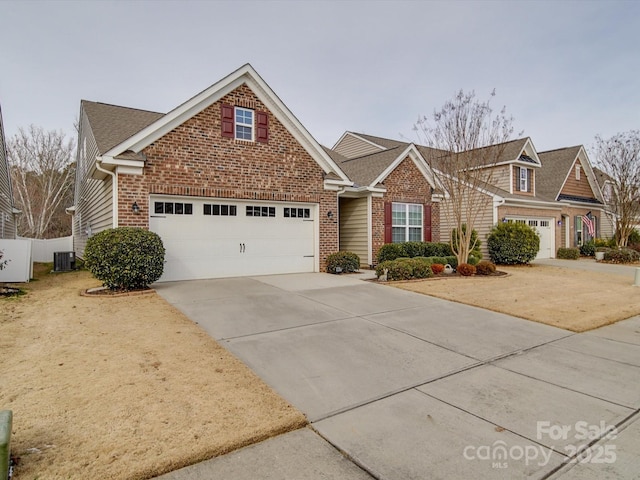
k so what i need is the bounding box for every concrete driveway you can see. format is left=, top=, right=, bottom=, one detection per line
left=155, top=272, right=640, bottom=480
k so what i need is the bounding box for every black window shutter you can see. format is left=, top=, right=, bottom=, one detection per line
left=527, top=168, right=532, bottom=193
left=221, top=104, right=234, bottom=138
left=515, top=166, right=521, bottom=191
left=256, top=111, right=269, bottom=143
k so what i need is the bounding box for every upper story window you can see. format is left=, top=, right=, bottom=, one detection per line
left=575, top=164, right=581, bottom=181
left=221, top=103, right=269, bottom=143
left=520, top=167, right=528, bottom=192
left=392, top=203, right=423, bottom=243
left=235, top=107, right=254, bottom=140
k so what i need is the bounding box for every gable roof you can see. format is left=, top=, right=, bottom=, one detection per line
left=452, top=137, right=540, bottom=168
left=98, top=64, right=350, bottom=183
left=82, top=101, right=164, bottom=154
left=538, top=145, right=603, bottom=203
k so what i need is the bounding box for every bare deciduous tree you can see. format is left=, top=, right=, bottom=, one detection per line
left=594, top=130, right=640, bottom=247
left=8, top=126, right=75, bottom=238
left=414, top=90, right=517, bottom=264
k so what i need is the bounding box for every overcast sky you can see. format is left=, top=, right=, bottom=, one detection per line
left=1, top=0, right=638, bottom=154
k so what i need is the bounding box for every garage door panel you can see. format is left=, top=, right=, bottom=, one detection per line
left=149, top=196, right=317, bottom=281
left=506, top=217, right=554, bottom=259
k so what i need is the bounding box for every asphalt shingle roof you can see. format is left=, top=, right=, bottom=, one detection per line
left=537, top=146, right=582, bottom=200
left=82, top=100, right=164, bottom=154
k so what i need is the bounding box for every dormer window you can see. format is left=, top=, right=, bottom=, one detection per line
left=515, top=166, right=533, bottom=193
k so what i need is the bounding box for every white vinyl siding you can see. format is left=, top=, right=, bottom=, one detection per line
left=339, top=197, right=369, bottom=266
left=73, top=110, right=114, bottom=257
left=0, top=110, right=17, bottom=239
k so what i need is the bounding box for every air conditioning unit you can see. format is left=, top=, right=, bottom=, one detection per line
left=54, top=251, right=76, bottom=272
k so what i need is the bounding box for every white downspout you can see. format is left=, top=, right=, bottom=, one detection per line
left=95, top=157, right=118, bottom=228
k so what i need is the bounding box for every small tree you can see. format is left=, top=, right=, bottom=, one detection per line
left=593, top=131, right=640, bottom=248
left=487, top=222, right=539, bottom=265
left=7, top=126, right=75, bottom=238
left=415, top=90, right=518, bottom=265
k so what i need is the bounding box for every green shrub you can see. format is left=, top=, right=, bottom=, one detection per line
left=594, top=238, right=615, bottom=249
left=431, top=263, right=444, bottom=274
left=580, top=240, right=596, bottom=257
left=408, top=258, right=433, bottom=278
left=556, top=247, right=580, bottom=260
left=423, top=242, right=454, bottom=257
left=467, top=255, right=480, bottom=266
left=487, top=222, right=539, bottom=265
left=84, top=227, right=165, bottom=290
left=456, top=263, right=476, bottom=276
left=628, top=229, right=640, bottom=245
left=377, top=243, right=406, bottom=262
left=375, top=259, right=413, bottom=280
left=475, top=260, right=497, bottom=275
left=628, top=243, right=640, bottom=254
left=326, top=251, right=360, bottom=274
left=401, top=242, right=424, bottom=258
left=451, top=225, right=482, bottom=260
left=603, top=248, right=640, bottom=264
left=444, top=256, right=458, bottom=270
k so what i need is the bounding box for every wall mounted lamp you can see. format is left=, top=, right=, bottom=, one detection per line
left=501, top=217, right=508, bottom=223
left=132, top=201, right=140, bottom=214
left=327, top=211, right=333, bottom=219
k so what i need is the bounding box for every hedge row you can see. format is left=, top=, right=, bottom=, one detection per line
left=377, top=242, right=454, bottom=263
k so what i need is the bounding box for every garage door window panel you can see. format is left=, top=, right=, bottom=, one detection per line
left=203, top=204, right=237, bottom=216
left=154, top=201, right=193, bottom=215
left=284, top=207, right=311, bottom=219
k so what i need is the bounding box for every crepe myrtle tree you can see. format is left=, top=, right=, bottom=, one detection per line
left=593, top=130, right=640, bottom=247
left=414, top=89, right=519, bottom=265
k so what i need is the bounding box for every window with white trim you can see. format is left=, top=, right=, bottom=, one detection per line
left=235, top=107, right=254, bottom=141
left=392, top=203, right=423, bottom=243
left=520, top=167, right=528, bottom=192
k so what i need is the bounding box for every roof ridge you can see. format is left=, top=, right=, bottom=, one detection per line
left=82, top=99, right=165, bottom=115
left=538, top=145, right=582, bottom=155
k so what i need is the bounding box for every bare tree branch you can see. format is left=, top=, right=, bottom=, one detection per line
left=7, top=126, right=75, bottom=239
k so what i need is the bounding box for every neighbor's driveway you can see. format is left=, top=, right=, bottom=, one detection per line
left=155, top=272, right=640, bottom=480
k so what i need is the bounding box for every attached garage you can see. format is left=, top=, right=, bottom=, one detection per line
left=150, top=195, right=317, bottom=282
left=505, top=217, right=555, bottom=259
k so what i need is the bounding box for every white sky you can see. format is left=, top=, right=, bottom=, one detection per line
left=1, top=0, right=638, bottom=153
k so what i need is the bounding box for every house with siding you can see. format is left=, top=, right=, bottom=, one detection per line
left=333, top=132, right=608, bottom=260
left=71, top=64, right=440, bottom=280
left=0, top=105, right=18, bottom=239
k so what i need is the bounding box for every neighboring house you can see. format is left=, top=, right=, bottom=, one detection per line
left=537, top=146, right=607, bottom=248
left=593, top=166, right=638, bottom=239
left=327, top=134, right=442, bottom=266
left=0, top=105, right=18, bottom=239
left=72, top=64, right=360, bottom=281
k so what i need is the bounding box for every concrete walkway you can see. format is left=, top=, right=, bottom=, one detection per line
left=535, top=257, right=640, bottom=278
left=154, top=269, right=640, bottom=480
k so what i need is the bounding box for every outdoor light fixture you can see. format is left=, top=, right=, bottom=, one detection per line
left=501, top=217, right=507, bottom=223
left=557, top=220, right=562, bottom=226
left=327, top=211, right=333, bottom=218
left=132, top=202, right=140, bottom=214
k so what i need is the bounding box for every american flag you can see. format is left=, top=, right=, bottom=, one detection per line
left=582, top=214, right=595, bottom=237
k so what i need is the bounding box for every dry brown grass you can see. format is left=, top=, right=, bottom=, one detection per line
left=0, top=266, right=306, bottom=479
left=394, top=263, right=640, bottom=332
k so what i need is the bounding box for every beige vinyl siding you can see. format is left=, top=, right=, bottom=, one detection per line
left=0, top=111, right=17, bottom=239
left=334, top=134, right=384, bottom=159
left=483, top=165, right=511, bottom=192
left=439, top=190, right=495, bottom=259
left=339, top=197, right=369, bottom=266
left=73, top=110, right=114, bottom=257
left=599, top=210, right=616, bottom=239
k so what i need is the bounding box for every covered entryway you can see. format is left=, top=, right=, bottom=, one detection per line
left=149, top=195, right=316, bottom=281
left=505, top=217, right=555, bottom=259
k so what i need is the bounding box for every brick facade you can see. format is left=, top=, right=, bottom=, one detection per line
left=116, top=84, right=338, bottom=267
left=371, top=156, right=439, bottom=263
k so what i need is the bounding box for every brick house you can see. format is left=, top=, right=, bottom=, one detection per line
left=71, top=65, right=440, bottom=280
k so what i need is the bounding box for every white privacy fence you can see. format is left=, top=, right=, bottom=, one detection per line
left=0, top=239, right=32, bottom=282
left=18, top=236, right=73, bottom=263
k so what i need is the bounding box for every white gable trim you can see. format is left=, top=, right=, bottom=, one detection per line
left=371, top=144, right=440, bottom=190
left=331, top=131, right=387, bottom=152
left=555, top=146, right=604, bottom=203
left=103, top=64, right=351, bottom=184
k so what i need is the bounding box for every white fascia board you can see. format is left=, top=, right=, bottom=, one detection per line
left=371, top=144, right=438, bottom=189
left=505, top=197, right=564, bottom=210
left=105, top=64, right=350, bottom=183
left=340, top=185, right=386, bottom=198
left=520, top=137, right=542, bottom=165
left=331, top=131, right=386, bottom=152
left=577, top=146, right=606, bottom=203
left=100, top=155, right=144, bottom=169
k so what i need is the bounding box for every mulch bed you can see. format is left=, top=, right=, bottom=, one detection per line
left=81, top=286, right=155, bottom=297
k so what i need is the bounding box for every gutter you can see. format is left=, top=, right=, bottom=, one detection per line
left=95, top=157, right=118, bottom=228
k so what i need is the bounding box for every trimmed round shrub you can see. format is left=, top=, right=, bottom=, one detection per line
left=467, top=255, right=480, bottom=266
left=556, top=247, right=580, bottom=260
left=456, top=263, right=476, bottom=276
left=603, top=248, right=640, bottom=264
left=487, top=222, right=539, bottom=265
left=475, top=260, right=496, bottom=275
left=84, top=227, right=165, bottom=290
left=326, top=251, right=360, bottom=274
left=430, top=263, right=444, bottom=275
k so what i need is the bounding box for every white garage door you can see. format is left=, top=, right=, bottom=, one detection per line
left=506, top=218, right=554, bottom=259
left=149, top=196, right=316, bottom=281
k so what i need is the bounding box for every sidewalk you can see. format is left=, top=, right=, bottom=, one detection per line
left=534, top=257, right=640, bottom=279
